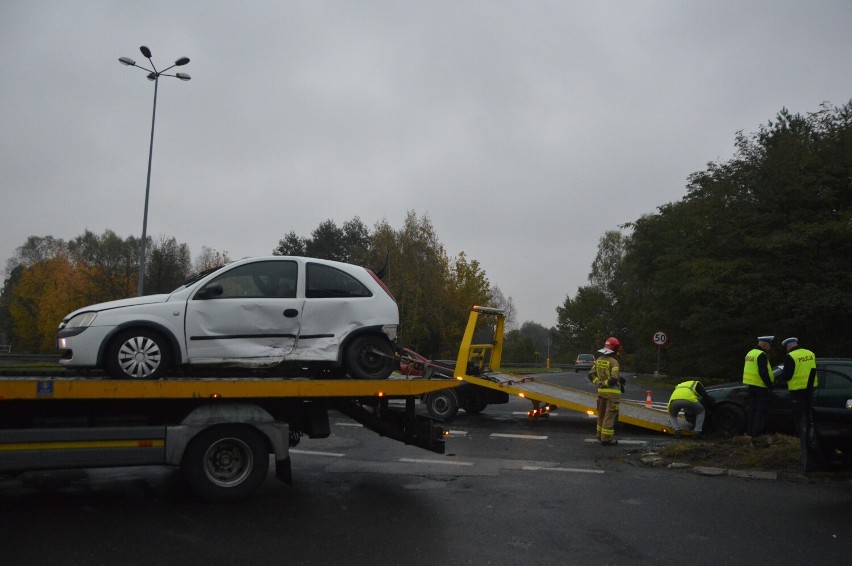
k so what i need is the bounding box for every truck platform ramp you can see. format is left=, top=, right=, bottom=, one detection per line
left=453, top=306, right=674, bottom=434
left=462, top=371, right=673, bottom=433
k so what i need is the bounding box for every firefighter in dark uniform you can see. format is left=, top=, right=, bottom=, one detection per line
left=589, top=337, right=623, bottom=445
left=778, top=337, right=817, bottom=434
left=742, top=335, right=775, bottom=437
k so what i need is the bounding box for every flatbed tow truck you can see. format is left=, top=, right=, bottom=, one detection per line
left=0, top=375, right=455, bottom=501
left=446, top=306, right=675, bottom=434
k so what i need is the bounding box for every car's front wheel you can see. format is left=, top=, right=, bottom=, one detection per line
left=105, top=328, right=170, bottom=379
left=345, top=334, right=395, bottom=379
left=709, top=403, right=746, bottom=437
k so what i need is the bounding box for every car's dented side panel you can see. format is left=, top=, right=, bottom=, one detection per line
left=290, top=298, right=396, bottom=361
left=184, top=298, right=303, bottom=365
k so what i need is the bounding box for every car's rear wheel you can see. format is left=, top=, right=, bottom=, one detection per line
left=105, top=328, right=170, bottom=379
left=709, top=403, right=746, bottom=437
left=345, top=334, right=395, bottom=379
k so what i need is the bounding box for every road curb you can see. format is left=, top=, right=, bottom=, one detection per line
left=639, top=452, right=780, bottom=480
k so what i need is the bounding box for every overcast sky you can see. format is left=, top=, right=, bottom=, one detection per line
left=2, top=1, right=850, bottom=328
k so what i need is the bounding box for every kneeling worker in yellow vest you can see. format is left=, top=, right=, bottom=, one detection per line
left=667, top=380, right=714, bottom=439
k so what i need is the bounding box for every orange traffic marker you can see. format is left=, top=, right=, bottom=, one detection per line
left=645, top=390, right=653, bottom=408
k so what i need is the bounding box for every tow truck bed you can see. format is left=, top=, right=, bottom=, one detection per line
left=0, top=375, right=457, bottom=501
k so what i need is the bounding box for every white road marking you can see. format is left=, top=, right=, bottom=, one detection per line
left=447, top=430, right=468, bottom=436
left=291, top=449, right=345, bottom=457
left=523, top=466, right=604, bottom=474
left=512, top=411, right=561, bottom=416
left=335, top=422, right=363, bottom=427
left=624, top=399, right=668, bottom=409
left=399, top=458, right=474, bottom=467
left=583, top=438, right=648, bottom=445
left=490, top=433, right=548, bottom=440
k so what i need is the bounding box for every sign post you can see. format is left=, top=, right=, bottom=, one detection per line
left=652, top=331, right=668, bottom=376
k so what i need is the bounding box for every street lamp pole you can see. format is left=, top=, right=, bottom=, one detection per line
left=119, top=46, right=190, bottom=296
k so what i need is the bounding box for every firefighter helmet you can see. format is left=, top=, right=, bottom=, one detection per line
left=604, top=336, right=621, bottom=353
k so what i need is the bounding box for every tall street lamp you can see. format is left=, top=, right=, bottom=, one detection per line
left=119, top=45, right=190, bottom=296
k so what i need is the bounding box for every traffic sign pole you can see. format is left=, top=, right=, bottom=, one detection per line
left=652, top=331, right=668, bottom=376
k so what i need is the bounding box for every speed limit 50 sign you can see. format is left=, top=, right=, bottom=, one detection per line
left=653, top=331, right=669, bottom=348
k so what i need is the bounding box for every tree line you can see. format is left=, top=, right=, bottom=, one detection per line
left=556, top=102, right=852, bottom=380
left=0, top=212, right=527, bottom=360
left=0, top=231, right=231, bottom=352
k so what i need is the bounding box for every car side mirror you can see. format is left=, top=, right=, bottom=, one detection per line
left=196, top=283, right=224, bottom=300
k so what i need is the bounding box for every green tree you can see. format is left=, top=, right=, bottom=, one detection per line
left=5, top=235, right=67, bottom=272
left=145, top=236, right=192, bottom=294
left=68, top=229, right=138, bottom=300
left=0, top=265, right=23, bottom=346
left=194, top=247, right=232, bottom=272
left=378, top=212, right=453, bottom=357
left=341, top=217, right=372, bottom=266
left=556, top=286, right=613, bottom=354
left=305, top=220, right=346, bottom=261
left=515, top=321, right=553, bottom=363
left=273, top=231, right=307, bottom=256
left=619, top=102, right=852, bottom=378
left=502, top=329, right=536, bottom=363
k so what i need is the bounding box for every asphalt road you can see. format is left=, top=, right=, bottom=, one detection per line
left=1, top=377, right=850, bottom=565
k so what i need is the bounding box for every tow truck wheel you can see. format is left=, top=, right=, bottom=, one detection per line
left=425, top=389, right=459, bottom=420
left=463, top=398, right=488, bottom=415
left=182, top=425, right=269, bottom=503
left=105, top=328, right=170, bottom=379
left=345, top=335, right=395, bottom=379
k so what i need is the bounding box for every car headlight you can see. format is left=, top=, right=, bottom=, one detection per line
left=62, top=311, right=98, bottom=329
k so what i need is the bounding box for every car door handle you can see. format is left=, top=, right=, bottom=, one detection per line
left=283, top=309, right=299, bottom=318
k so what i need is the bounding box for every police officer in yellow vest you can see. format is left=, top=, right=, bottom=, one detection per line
left=589, top=337, right=624, bottom=445
left=778, top=337, right=817, bottom=434
left=667, top=380, right=713, bottom=439
left=742, top=335, right=775, bottom=437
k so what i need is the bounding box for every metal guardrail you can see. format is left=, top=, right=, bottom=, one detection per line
left=0, top=353, right=62, bottom=363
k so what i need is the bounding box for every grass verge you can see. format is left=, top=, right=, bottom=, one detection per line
left=657, top=434, right=800, bottom=470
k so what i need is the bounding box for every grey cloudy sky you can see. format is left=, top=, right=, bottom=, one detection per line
left=2, top=1, right=850, bottom=327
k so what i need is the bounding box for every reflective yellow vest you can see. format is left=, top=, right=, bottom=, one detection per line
left=787, top=348, right=817, bottom=391
left=667, top=380, right=701, bottom=411
left=593, top=356, right=621, bottom=394
left=743, top=348, right=773, bottom=388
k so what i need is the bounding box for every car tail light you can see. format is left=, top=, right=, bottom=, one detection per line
left=367, top=269, right=396, bottom=302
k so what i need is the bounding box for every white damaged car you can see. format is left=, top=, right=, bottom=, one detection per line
left=56, top=256, right=399, bottom=379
